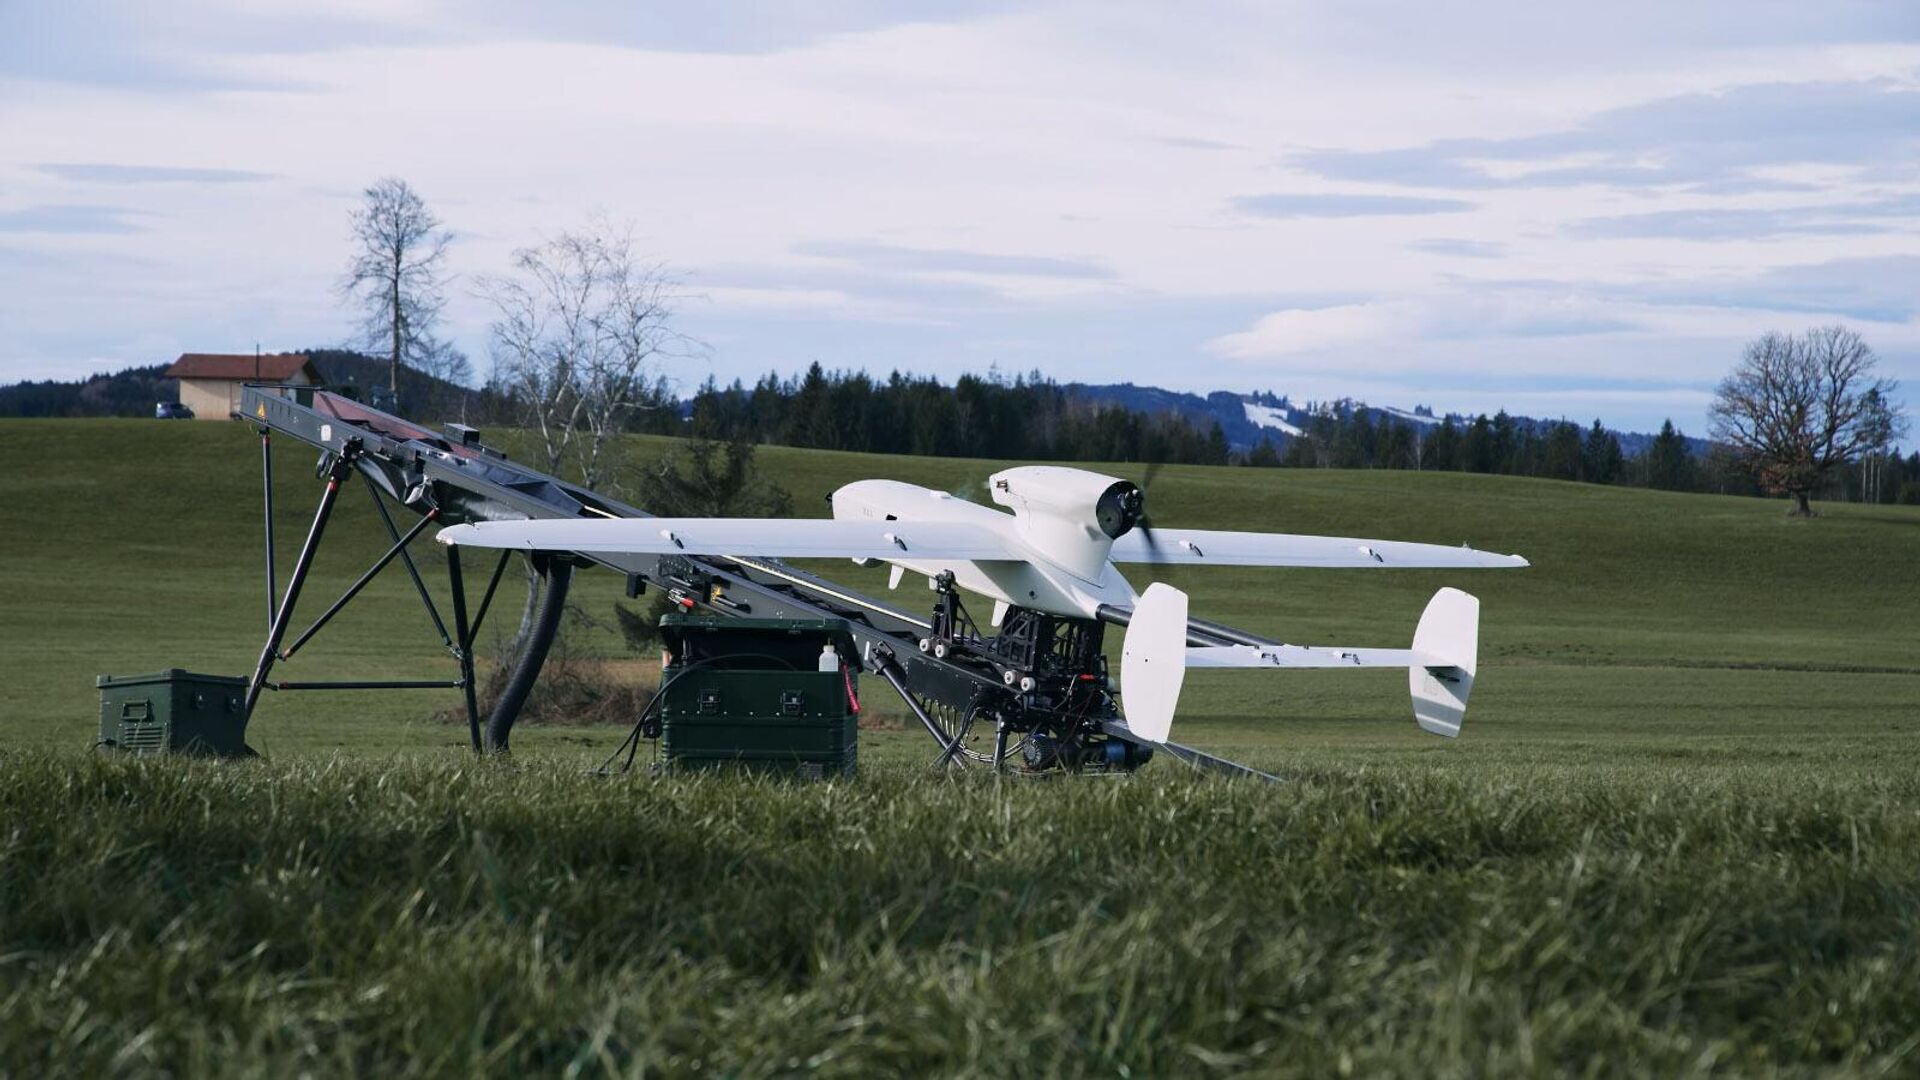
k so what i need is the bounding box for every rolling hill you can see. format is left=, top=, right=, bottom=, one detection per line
left=3, top=418, right=1919, bottom=1075
left=0, top=418, right=1913, bottom=758
left=1067, top=381, right=1703, bottom=456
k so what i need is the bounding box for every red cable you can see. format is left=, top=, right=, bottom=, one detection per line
left=843, top=665, right=861, bottom=714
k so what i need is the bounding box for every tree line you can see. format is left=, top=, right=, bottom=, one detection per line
left=0, top=364, right=177, bottom=418
left=682, top=365, right=1233, bottom=465
left=1244, top=398, right=1917, bottom=503
left=1250, top=404, right=1688, bottom=487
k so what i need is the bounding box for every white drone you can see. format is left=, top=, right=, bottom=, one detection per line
left=438, top=465, right=1527, bottom=746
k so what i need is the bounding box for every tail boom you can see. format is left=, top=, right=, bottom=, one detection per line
left=1124, top=586, right=1483, bottom=741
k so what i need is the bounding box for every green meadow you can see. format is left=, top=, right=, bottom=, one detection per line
left=2, top=419, right=1917, bottom=1075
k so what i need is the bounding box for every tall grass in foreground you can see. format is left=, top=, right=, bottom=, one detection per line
left=3, top=752, right=1918, bottom=1077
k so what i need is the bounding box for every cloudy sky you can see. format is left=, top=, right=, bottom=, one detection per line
left=2, top=1, right=1917, bottom=432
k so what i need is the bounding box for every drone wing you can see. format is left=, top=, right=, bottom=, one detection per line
left=1108, top=528, right=1526, bottom=569
left=437, top=517, right=1016, bottom=562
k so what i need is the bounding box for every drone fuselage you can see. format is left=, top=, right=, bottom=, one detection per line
left=829, top=468, right=1142, bottom=624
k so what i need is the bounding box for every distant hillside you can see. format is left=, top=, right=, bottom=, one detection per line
left=0, top=351, right=487, bottom=421
left=1065, top=382, right=1707, bottom=457
left=0, top=358, right=1720, bottom=462
left=298, top=349, right=484, bottom=419
left=0, top=364, right=179, bottom=418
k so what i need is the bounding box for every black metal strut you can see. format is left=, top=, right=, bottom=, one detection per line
left=362, top=471, right=451, bottom=649
left=243, top=448, right=357, bottom=719
left=261, top=427, right=276, bottom=630
left=869, top=647, right=969, bottom=765
left=447, top=544, right=484, bottom=753
left=467, top=549, right=512, bottom=644
left=277, top=508, right=441, bottom=661
left=271, top=680, right=464, bottom=691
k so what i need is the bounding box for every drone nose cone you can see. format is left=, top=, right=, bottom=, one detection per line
left=1095, top=480, right=1145, bottom=539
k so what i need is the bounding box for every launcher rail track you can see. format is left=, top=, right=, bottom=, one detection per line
left=235, top=385, right=1275, bottom=779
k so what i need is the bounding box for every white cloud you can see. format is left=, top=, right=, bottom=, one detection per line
left=1208, top=290, right=1644, bottom=363
left=701, top=286, right=858, bottom=313
left=1210, top=302, right=1412, bottom=358
left=0, top=2, right=1915, bottom=433
left=1208, top=286, right=1920, bottom=389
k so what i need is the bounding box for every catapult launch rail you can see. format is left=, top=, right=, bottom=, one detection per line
left=236, top=386, right=1273, bottom=778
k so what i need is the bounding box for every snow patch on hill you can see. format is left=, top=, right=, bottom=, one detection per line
left=1377, top=405, right=1440, bottom=427
left=1243, top=401, right=1302, bottom=436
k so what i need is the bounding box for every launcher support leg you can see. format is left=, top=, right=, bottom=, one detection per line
left=467, top=549, right=512, bottom=642
left=277, top=509, right=440, bottom=661
left=869, top=647, right=967, bottom=766
left=362, top=472, right=452, bottom=649
left=243, top=453, right=354, bottom=721
left=260, top=428, right=276, bottom=631
left=447, top=545, right=484, bottom=754
left=992, top=721, right=1010, bottom=775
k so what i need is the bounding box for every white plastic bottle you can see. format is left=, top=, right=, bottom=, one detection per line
left=818, top=643, right=840, bottom=672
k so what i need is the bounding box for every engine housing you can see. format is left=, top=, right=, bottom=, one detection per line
left=988, top=466, right=1143, bottom=582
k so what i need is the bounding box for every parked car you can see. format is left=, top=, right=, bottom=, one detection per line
left=154, top=402, right=194, bottom=419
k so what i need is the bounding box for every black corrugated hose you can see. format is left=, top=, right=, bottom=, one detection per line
left=482, top=557, right=573, bottom=753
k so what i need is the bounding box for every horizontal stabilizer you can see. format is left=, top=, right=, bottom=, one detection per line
left=1187, top=644, right=1416, bottom=669
left=1180, top=587, right=1482, bottom=738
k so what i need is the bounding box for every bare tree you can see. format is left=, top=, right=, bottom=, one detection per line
left=480, top=220, right=689, bottom=490
left=1709, top=326, right=1904, bottom=516
left=1856, top=388, right=1906, bottom=504
left=342, top=177, right=452, bottom=399
left=476, top=222, right=691, bottom=697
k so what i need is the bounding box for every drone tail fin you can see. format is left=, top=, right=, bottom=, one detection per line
left=1119, top=582, right=1189, bottom=743
left=1410, top=587, right=1479, bottom=737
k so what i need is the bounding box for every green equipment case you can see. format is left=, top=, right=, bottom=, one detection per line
left=96, top=670, right=253, bottom=757
left=658, top=616, right=859, bottom=778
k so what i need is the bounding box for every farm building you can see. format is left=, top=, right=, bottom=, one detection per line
left=163, top=353, right=320, bottom=420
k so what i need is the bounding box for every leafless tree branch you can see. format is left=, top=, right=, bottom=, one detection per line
left=478, top=218, right=696, bottom=489
left=1708, top=326, right=1903, bottom=515
left=340, top=177, right=454, bottom=399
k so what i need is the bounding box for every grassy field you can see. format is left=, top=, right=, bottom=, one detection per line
left=5, top=754, right=1918, bottom=1076
left=2, top=419, right=1918, bottom=1075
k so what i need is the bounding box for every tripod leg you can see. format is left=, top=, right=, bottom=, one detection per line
left=243, top=454, right=353, bottom=721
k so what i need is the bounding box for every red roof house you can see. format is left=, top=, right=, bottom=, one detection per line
left=163, top=353, right=320, bottom=420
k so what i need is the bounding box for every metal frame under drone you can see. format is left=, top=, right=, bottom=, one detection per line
left=233, top=385, right=1286, bottom=779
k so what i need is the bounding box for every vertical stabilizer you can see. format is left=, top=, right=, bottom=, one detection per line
left=1410, top=587, right=1478, bottom=737
left=1120, top=582, right=1189, bottom=742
